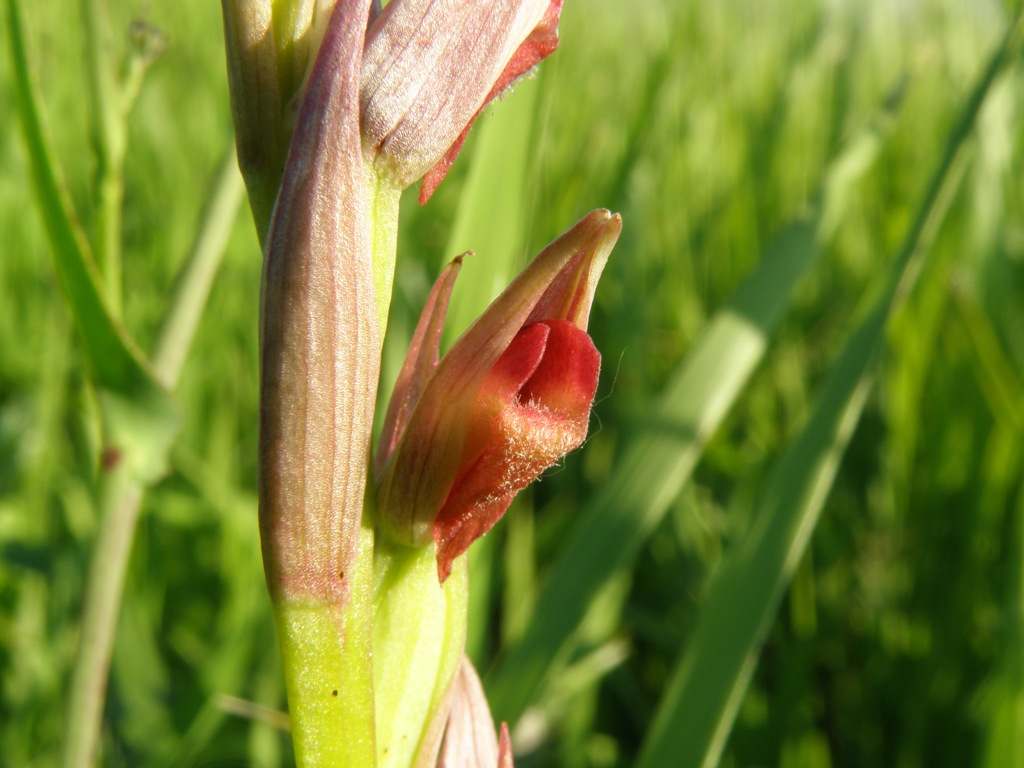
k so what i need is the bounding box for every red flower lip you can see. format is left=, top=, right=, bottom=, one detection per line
left=375, top=210, right=622, bottom=581
left=432, top=318, right=600, bottom=580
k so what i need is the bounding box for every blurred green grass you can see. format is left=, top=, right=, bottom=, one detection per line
left=3, top=0, right=1024, bottom=766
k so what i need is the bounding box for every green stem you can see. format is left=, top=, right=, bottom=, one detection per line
left=366, top=170, right=402, bottom=337
left=275, top=517, right=378, bottom=768
left=62, top=467, right=143, bottom=768
left=81, top=0, right=126, bottom=316
left=94, top=171, right=124, bottom=316
left=372, top=543, right=468, bottom=768
left=6, top=0, right=157, bottom=394
left=152, top=152, right=246, bottom=386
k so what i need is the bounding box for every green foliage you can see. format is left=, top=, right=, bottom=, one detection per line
left=2, top=1, right=1023, bottom=767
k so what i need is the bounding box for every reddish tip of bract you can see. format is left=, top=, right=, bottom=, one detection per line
left=436, top=656, right=515, bottom=768
left=498, top=724, right=514, bottom=768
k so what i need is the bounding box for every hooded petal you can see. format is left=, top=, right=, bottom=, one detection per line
left=375, top=211, right=621, bottom=580
left=360, top=0, right=559, bottom=198
left=433, top=318, right=600, bottom=580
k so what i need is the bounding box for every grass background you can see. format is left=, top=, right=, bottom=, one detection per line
left=3, top=0, right=1024, bottom=766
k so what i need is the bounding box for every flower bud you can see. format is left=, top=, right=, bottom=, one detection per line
left=437, top=656, right=515, bottom=768
left=361, top=0, right=562, bottom=202
left=375, top=210, right=622, bottom=581
left=221, top=0, right=344, bottom=236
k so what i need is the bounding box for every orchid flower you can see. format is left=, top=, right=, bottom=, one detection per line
left=366, top=211, right=619, bottom=768
left=376, top=210, right=623, bottom=582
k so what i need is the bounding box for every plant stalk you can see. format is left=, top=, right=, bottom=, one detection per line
left=152, top=152, right=246, bottom=386
left=81, top=0, right=126, bottom=316
left=61, top=154, right=244, bottom=767
left=62, top=466, right=143, bottom=768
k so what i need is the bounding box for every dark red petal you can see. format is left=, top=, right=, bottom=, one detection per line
left=434, top=488, right=517, bottom=583
left=418, top=0, right=563, bottom=204
left=460, top=321, right=548, bottom=459
left=433, top=320, right=599, bottom=581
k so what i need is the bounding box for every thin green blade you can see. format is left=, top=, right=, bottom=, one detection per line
left=634, top=307, right=880, bottom=768
left=634, top=12, right=1022, bottom=766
